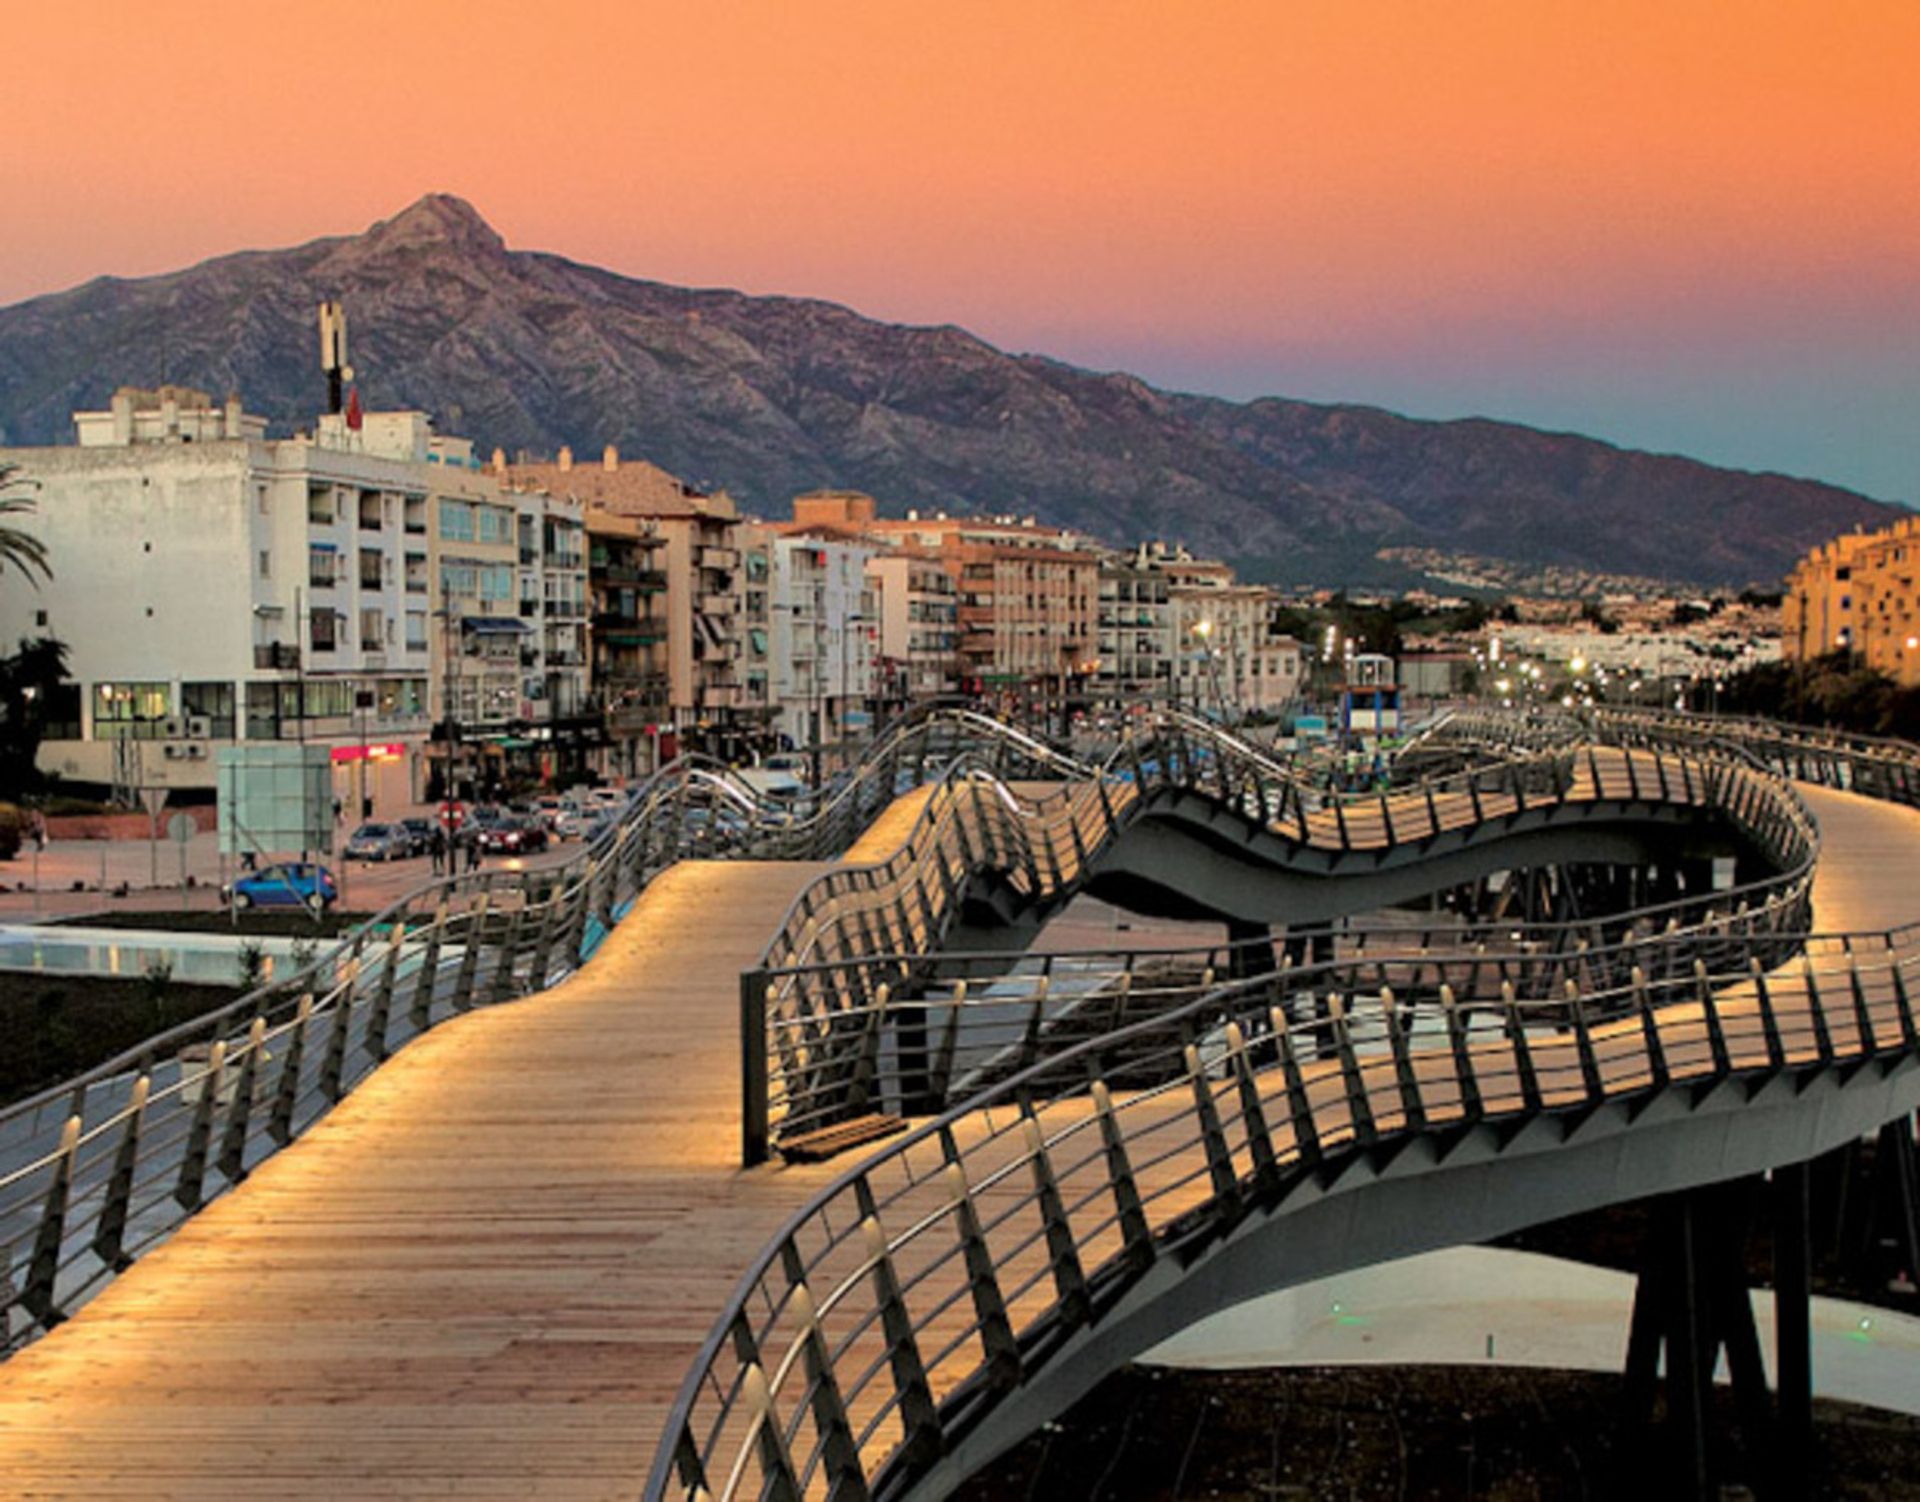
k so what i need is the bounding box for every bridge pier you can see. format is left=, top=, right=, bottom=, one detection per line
left=1224, top=919, right=1275, bottom=980
left=1622, top=1177, right=1775, bottom=1501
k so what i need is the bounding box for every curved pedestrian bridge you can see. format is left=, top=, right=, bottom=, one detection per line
left=0, top=714, right=1914, bottom=1499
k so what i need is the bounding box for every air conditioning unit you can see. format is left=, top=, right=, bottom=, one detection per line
left=163, top=716, right=186, bottom=739
left=184, top=744, right=207, bottom=760
left=187, top=715, right=213, bottom=740
left=162, top=744, right=183, bottom=760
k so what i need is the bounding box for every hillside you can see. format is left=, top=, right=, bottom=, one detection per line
left=0, top=194, right=1897, bottom=585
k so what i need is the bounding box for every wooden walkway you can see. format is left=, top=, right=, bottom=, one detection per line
left=0, top=784, right=1916, bottom=1497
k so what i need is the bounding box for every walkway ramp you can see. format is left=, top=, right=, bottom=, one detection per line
left=0, top=859, right=846, bottom=1500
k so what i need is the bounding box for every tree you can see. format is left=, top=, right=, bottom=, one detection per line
left=0, top=466, right=50, bottom=587
left=0, top=635, right=70, bottom=793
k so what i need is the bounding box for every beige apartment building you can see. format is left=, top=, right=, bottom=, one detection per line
left=1784, top=516, right=1920, bottom=686
left=844, top=507, right=1098, bottom=697
left=508, top=447, right=750, bottom=758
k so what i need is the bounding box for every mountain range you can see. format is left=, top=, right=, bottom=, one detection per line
left=0, top=193, right=1899, bottom=586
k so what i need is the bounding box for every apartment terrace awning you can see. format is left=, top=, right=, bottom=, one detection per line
left=462, top=616, right=532, bottom=635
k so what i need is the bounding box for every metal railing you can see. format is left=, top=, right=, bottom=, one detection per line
left=747, top=721, right=1816, bottom=1161
left=659, top=713, right=1843, bottom=1501
left=657, top=906, right=1920, bottom=1501
left=0, top=706, right=1093, bottom=1353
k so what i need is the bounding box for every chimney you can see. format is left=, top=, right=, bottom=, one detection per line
left=558, top=445, right=573, bottom=472
left=491, top=446, right=507, bottom=473
left=603, top=444, right=619, bottom=471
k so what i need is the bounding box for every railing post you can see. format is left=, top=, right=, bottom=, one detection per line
left=1437, top=985, right=1482, bottom=1123
left=938, top=1127, right=1023, bottom=1391
left=854, top=1177, right=944, bottom=1469
left=174, top=1039, right=226, bottom=1211
left=1185, top=1040, right=1243, bottom=1221
left=1632, top=965, right=1669, bottom=1093
left=268, top=995, right=314, bottom=1146
left=1327, top=993, right=1377, bottom=1145
left=487, top=902, right=527, bottom=1005
left=1378, top=987, right=1426, bottom=1133
left=452, top=892, right=491, bottom=1011
left=778, top=1242, right=872, bottom=1499
left=215, top=1017, right=267, bottom=1186
left=91, top=1075, right=150, bottom=1273
left=1089, top=1073, right=1156, bottom=1273
left=408, top=899, right=449, bottom=1032
left=363, top=923, right=406, bottom=1062
left=1269, top=1003, right=1322, bottom=1171
left=1501, top=981, right=1544, bottom=1115
left=22, top=1114, right=82, bottom=1329
left=727, top=1314, right=804, bottom=1502
left=1224, top=1020, right=1280, bottom=1195
left=1020, top=1104, right=1092, bottom=1328
left=741, top=967, right=771, bottom=1166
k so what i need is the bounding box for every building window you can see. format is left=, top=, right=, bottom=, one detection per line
left=477, top=505, right=513, bottom=544
left=307, top=486, right=334, bottom=525
left=310, top=607, right=339, bottom=652
left=360, top=548, right=383, bottom=589
left=182, top=681, right=236, bottom=739
left=258, top=549, right=272, bottom=578
left=310, top=545, right=337, bottom=588
left=406, top=611, right=428, bottom=650
left=361, top=608, right=387, bottom=647
left=93, top=681, right=170, bottom=739
left=439, top=500, right=475, bottom=541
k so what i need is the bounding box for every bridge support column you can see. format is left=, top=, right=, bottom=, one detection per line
left=1774, top=1160, right=1813, bottom=1502
left=1287, top=920, right=1335, bottom=967
left=1224, top=920, right=1275, bottom=981
left=1622, top=1178, right=1773, bottom=1501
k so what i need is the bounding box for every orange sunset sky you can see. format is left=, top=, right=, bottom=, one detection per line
left=4, top=0, right=1915, bottom=499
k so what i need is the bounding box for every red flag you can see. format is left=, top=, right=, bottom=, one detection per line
left=345, top=386, right=363, bottom=431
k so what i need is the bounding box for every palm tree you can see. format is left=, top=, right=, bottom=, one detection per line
left=0, top=465, right=49, bottom=585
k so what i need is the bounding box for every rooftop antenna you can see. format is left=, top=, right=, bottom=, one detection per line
left=318, top=300, right=353, bottom=415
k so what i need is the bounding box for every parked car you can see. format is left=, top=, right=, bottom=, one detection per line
left=225, top=862, right=338, bottom=912
left=397, top=817, right=437, bottom=854
left=552, top=807, right=598, bottom=841
left=476, top=815, right=548, bottom=855
left=345, top=822, right=411, bottom=862
left=531, top=795, right=569, bottom=830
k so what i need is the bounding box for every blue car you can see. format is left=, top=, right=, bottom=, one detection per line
left=225, top=861, right=339, bottom=912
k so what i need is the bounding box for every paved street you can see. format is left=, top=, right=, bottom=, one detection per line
left=0, top=802, right=584, bottom=922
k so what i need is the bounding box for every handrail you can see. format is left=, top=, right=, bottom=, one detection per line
left=654, top=915, right=1920, bottom=1501
left=0, top=703, right=1095, bottom=1352
left=748, top=720, right=1816, bottom=1158
left=652, top=713, right=1851, bottom=1502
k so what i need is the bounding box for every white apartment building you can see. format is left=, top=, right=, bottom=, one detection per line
left=1171, top=582, right=1305, bottom=715
left=769, top=536, right=876, bottom=753
left=0, top=386, right=586, bottom=812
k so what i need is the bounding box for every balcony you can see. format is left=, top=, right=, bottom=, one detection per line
left=599, top=564, right=668, bottom=590
left=699, top=546, right=741, bottom=571
left=253, top=643, right=300, bottom=670
left=959, top=604, right=994, bottom=628
left=699, top=592, right=737, bottom=616
left=700, top=684, right=745, bottom=709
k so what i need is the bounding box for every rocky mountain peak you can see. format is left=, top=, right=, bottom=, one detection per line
left=0, top=199, right=1902, bottom=585
left=354, top=193, right=506, bottom=261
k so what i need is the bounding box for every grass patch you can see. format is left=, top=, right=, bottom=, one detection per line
left=46, top=909, right=379, bottom=939
left=0, top=971, right=244, bottom=1107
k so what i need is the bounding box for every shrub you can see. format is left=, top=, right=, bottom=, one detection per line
left=0, top=803, right=22, bottom=861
